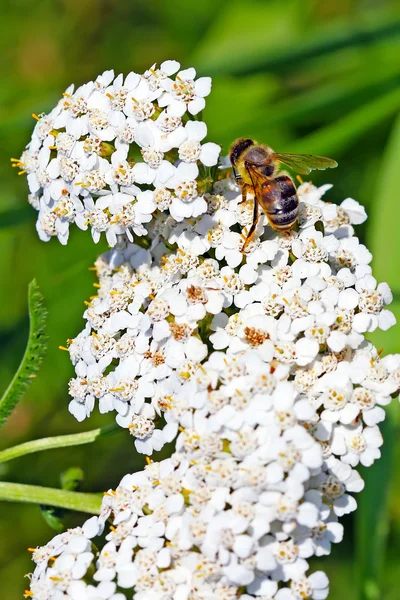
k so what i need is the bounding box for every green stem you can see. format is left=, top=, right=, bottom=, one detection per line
left=0, top=423, right=119, bottom=463
left=0, top=482, right=102, bottom=514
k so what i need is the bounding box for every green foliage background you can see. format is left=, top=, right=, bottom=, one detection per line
left=1, top=0, right=400, bottom=598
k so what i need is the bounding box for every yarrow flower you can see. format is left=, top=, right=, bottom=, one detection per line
left=28, top=177, right=400, bottom=599
left=28, top=446, right=336, bottom=599
left=14, top=63, right=220, bottom=246
left=21, top=62, right=400, bottom=600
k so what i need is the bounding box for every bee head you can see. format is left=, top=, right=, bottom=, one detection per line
left=229, top=138, right=255, bottom=165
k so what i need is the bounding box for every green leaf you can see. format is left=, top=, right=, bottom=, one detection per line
left=60, top=467, right=84, bottom=492
left=368, top=111, right=400, bottom=288
left=0, top=279, right=48, bottom=427
left=193, top=0, right=302, bottom=75
left=356, top=406, right=399, bottom=600
left=278, top=87, right=400, bottom=156
left=228, top=62, right=400, bottom=135
left=39, top=505, right=65, bottom=532
left=367, top=109, right=400, bottom=351
left=195, top=4, right=400, bottom=76
left=355, top=112, right=400, bottom=600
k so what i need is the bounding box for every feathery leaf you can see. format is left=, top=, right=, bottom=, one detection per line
left=0, top=279, right=48, bottom=427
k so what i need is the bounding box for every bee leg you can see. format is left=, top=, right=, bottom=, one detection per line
left=238, top=183, right=251, bottom=205
left=242, top=198, right=259, bottom=252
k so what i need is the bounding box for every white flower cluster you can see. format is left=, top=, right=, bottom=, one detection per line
left=22, top=64, right=400, bottom=600
left=65, top=182, right=397, bottom=456
left=14, top=63, right=220, bottom=245
left=27, top=442, right=332, bottom=600
left=27, top=180, right=400, bottom=599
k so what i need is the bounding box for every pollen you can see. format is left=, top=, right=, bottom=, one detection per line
left=244, top=326, right=269, bottom=347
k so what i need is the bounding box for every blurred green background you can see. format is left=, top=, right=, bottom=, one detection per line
left=1, top=0, right=400, bottom=598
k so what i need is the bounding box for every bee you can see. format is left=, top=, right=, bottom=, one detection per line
left=229, top=138, right=338, bottom=251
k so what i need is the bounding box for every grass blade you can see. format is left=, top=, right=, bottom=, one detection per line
left=0, top=279, right=48, bottom=427
left=368, top=112, right=400, bottom=283
left=355, top=112, right=400, bottom=599
left=278, top=87, right=400, bottom=156
left=196, top=12, right=400, bottom=76
left=356, top=407, right=398, bottom=600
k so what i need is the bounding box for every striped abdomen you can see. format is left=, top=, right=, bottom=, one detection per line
left=260, top=175, right=299, bottom=231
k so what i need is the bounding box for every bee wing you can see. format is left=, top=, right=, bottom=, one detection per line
left=246, top=164, right=272, bottom=196
left=246, top=164, right=280, bottom=207
left=273, top=153, right=338, bottom=175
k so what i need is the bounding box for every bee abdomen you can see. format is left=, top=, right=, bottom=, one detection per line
left=269, top=203, right=299, bottom=230
left=264, top=175, right=299, bottom=230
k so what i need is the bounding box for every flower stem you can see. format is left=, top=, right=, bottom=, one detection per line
left=0, top=423, right=119, bottom=463
left=0, top=482, right=102, bottom=514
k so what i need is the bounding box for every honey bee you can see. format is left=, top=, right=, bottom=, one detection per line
left=229, top=138, right=338, bottom=251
